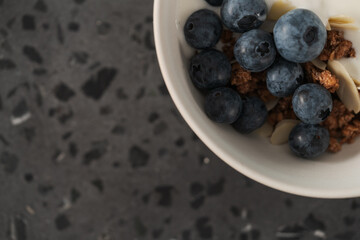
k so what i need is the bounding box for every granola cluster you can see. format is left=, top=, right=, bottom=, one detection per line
left=221, top=29, right=236, bottom=61
left=303, top=62, right=339, bottom=93
left=319, top=30, right=356, bottom=61
left=322, top=100, right=360, bottom=153
left=231, top=63, right=277, bottom=103
left=268, top=97, right=298, bottom=126
left=224, top=30, right=360, bottom=153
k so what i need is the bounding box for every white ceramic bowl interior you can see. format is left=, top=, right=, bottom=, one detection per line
left=154, top=0, right=360, bottom=198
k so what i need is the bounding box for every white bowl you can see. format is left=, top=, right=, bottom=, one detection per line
left=153, top=0, right=360, bottom=198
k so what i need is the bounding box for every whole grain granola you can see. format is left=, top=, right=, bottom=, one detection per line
left=222, top=28, right=360, bottom=153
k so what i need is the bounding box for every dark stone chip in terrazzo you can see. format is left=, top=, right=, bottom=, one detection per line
left=96, top=21, right=111, bottom=35
left=62, top=131, right=73, bottom=140
left=34, top=0, right=47, bottom=13
left=285, top=198, right=293, bottom=208
left=23, top=45, right=43, bottom=64
left=350, top=200, right=359, bottom=210
left=15, top=216, right=27, bottom=240
left=230, top=206, right=240, bottom=217
left=304, top=214, right=325, bottom=231
left=175, top=137, right=185, bottom=147
left=21, top=127, right=36, bottom=142
left=42, top=23, right=49, bottom=30
left=134, top=217, right=147, bottom=237
left=134, top=23, right=142, bottom=32
left=91, top=179, right=104, bottom=193
left=163, top=216, right=172, bottom=224
left=116, top=87, right=128, bottom=100
left=129, top=145, right=149, bottom=169
left=69, top=51, right=88, bottom=65
left=82, top=67, right=117, bottom=100
left=335, top=231, right=355, bottom=240
left=24, top=173, right=33, bottom=183
left=158, top=83, right=169, bottom=96
left=190, top=195, right=205, bottom=210
left=33, top=68, right=47, bottom=76
left=206, top=178, right=225, bottom=196
left=12, top=99, right=29, bottom=119
left=142, top=193, right=151, bottom=204
left=155, top=185, right=174, bottom=207
left=38, top=184, right=54, bottom=195
left=54, top=83, right=75, bottom=102
left=152, top=229, right=163, bottom=239
left=88, top=61, right=101, bottom=70
left=148, top=112, right=159, bottom=123
left=74, top=0, right=86, bottom=4
left=343, top=216, right=355, bottom=226
left=112, top=161, right=120, bottom=168
left=182, top=230, right=191, bottom=240
left=58, top=109, right=73, bottom=124
left=83, top=144, right=107, bottom=165
left=153, top=121, right=168, bottom=135
left=135, top=87, right=146, bottom=100
left=57, top=23, right=64, bottom=44
left=6, top=17, right=16, bottom=29
left=99, top=105, right=113, bottom=115
left=55, top=214, right=71, bottom=231
left=68, top=142, right=78, bottom=157
left=144, top=30, right=155, bottom=50
left=70, top=188, right=81, bottom=203
left=0, top=151, right=19, bottom=173
left=111, top=124, right=125, bottom=135
left=190, top=182, right=204, bottom=196
left=7, top=86, right=18, bottom=98
left=68, top=22, right=80, bottom=32
left=195, top=217, right=213, bottom=239
left=0, top=59, right=16, bottom=70
left=145, top=16, right=153, bottom=23
left=22, top=15, right=36, bottom=30
left=158, top=148, right=168, bottom=157
left=276, top=224, right=304, bottom=240
left=0, top=134, right=10, bottom=146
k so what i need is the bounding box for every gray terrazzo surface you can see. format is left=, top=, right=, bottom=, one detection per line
left=0, top=0, right=359, bottom=239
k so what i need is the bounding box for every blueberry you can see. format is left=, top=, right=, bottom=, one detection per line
left=289, top=123, right=330, bottom=159
left=274, top=9, right=327, bottom=63
left=189, top=49, right=231, bottom=89
left=232, top=96, right=267, bottom=134
left=221, top=0, right=267, bottom=33
left=205, top=87, right=243, bottom=124
left=205, top=0, right=223, bottom=6
left=266, top=58, right=304, bottom=97
left=184, top=9, right=223, bottom=49
left=292, top=83, right=333, bottom=124
left=234, top=29, right=276, bottom=72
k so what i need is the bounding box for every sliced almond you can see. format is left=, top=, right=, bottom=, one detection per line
left=265, top=98, right=280, bottom=111
left=329, top=15, right=356, bottom=24
left=268, top=0, right=295, bottom=21
left=326, top=21, right=332, bottom=31
left=311, top=58, right=327, bottom=71
left=328, top=60, right=360, bottom=113
left=338, top=58, right=360, bottom=85
left=329, top=22, right=358, bottom=31
left=270, top=119, right=300, bottom=145
left=254, top=122, right=274, bottom=138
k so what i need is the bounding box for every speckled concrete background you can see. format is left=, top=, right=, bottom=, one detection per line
left=0, top=0, right=359, bottom=239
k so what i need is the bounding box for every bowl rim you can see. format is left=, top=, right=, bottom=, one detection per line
left=153, top=0, right=360, bottom=199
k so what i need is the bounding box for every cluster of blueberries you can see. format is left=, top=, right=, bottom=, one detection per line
left=184, top=0, right=332, bottom=158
